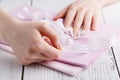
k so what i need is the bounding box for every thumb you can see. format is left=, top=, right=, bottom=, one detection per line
left=36, top=22, right=61, bottom=50
left=53, top=6, right=68, bottom=21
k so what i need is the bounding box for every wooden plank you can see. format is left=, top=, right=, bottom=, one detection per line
left=57, top=0, right=74, bottom=11
left=0, top=0, right=31, bottom=80
left=102, top=2, right=120, bottom=26
left=0, top=51, right=22, bottom=80
left=23, top=0, right=120, bottom=80
left=102, top=2, right=120, bottom=77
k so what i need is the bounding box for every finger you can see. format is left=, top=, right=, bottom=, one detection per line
left=30, top=58, right=45, bottom=64
left=63, top=5, right=77, bottom=28
left=91, top=13, right=99, bottom=31
left=31, top=40, right=61, bottom=60
left=37, top=23, right=61, bottom=50
left=34, top=52, right=51, bottom=60
left=53, top=6, right=68, bottom=21
left=43, top=36, right=52, bottom=45
left=83, top=12, right=93, bottom=30
left=41, top=40, right=61, bottom=59
left=73, top=8, right=86, bottom=36
left=34, top=53, right=52, bottom=63
left=29, top=46, right=52, bottom=61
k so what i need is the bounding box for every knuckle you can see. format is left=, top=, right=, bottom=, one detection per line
left=23, top=56, right=29, bottom=61
left=66, top=14, right=72, bottom=20
left=20, top=59, right=29, bottom=65
left=82, top=7, right=87, bottom=12
left=85, top=15, right=90, bottom=21
left=54, top=53, right=60, bottom=59
left=41, top=22, right=49, bottom=28
left=30, top=42, right=43, bottom=53
left=52, top=52, right=60, bottom=59
left=23, top=53, right=33, bottom=63
left=69, top=4, right=76, bottom=10
left=64, top=20, right=70, bottom=26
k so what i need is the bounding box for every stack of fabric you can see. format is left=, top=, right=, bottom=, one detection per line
left=0, top=5, right=120, bottom=76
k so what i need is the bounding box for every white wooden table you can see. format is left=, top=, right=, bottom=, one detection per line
left=0, top=0, right=120, bottom=80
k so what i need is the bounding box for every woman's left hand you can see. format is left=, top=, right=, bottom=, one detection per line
left=54, top=0, right=102, bottom=36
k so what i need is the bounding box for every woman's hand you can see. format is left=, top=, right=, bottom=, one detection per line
left=54, top=0, right=102, bottom=36
left=1, top=20, right=61, bottom=65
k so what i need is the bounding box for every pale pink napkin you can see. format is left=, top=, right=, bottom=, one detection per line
left=0, top=5, right=120, bottom=76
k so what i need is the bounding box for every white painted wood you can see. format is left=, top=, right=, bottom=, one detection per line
left=24, top=0, right=119, bottom=80
left=102, top=2, right=120, bottom=74
left=101, top=3, right=120, bottom=78
left=32, top=0, right=75, bottom=13
left=0, top=0, right=31, bottom=80
left=32, top=0, right=61, bottom=13
left=102, top=2, right=120, bottom=26
left=0, top=51, right=22, bottom=80
left=57, top=0, right=75, bottom=11
left=112, top=41, right=120, bottom=74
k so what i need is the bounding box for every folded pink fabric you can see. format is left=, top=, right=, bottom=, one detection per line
left=0, top=5, right=120, bottom=76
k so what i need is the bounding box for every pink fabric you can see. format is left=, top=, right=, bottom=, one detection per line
left=0, top=5, right=120, bottom=76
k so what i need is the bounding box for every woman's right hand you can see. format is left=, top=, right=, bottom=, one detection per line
left=1, top=20, right=61, bottom=65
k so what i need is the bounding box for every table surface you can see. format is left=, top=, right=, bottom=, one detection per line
left=0, top=0, right=120, bottom=80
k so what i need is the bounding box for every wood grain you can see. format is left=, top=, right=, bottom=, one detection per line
left=0, top=51, right=22, bottom=80
left=102, top=2, right=120, bottom=77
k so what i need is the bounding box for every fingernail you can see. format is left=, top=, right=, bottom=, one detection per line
left=63, top=21, right=69, bottom=27
left=54, top=14, right=60, bottom=19
left=57, top=40, right=62, bottom=50
left=53, top=17, right=57, bottom=21
left=73, top=31, right=78, bottom=37
left=64, top=24, right=69, bottom=28
left=64, top=27, right=72, bottom=35
left=91, top=27, right=96, bottom=31
left=57, top=44, right=62, bottom=50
